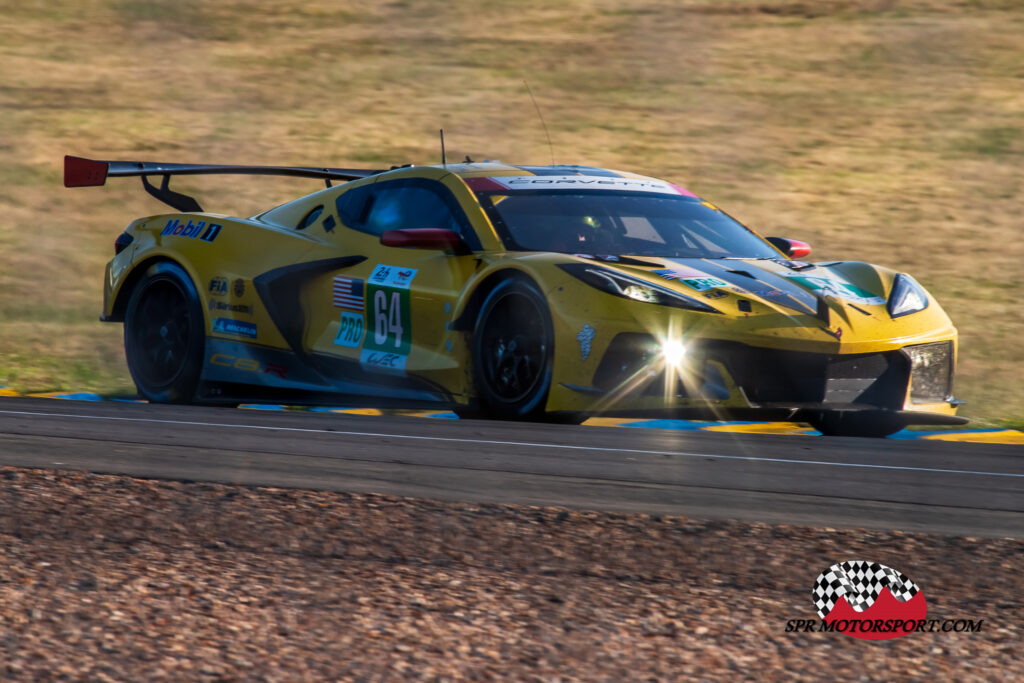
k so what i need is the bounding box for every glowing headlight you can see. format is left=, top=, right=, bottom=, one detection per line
left=888, top=274, right=929, bottom=318
left=661, top=339, right=687, bottom=367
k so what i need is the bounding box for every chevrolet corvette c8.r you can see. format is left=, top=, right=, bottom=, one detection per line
left=64, top=155, right=965, bottom=437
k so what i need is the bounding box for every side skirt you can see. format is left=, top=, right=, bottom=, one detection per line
left=198, top=338, right=453, bottom=406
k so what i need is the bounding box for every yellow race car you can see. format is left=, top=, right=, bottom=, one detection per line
left=65, top=155, right=965, bottom=437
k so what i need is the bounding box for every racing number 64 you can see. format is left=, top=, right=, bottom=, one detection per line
left=373, top=289, right=404, bottom=348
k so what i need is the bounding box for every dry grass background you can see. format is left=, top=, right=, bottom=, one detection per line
left=0, top=0, right=1021, bottom=423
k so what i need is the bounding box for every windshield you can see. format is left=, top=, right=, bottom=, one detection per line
left=480, top=190, right=779, bottom=259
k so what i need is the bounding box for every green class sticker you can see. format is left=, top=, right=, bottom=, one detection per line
left=361, top=265, right=418, bottom=372
left=787, top=275, right=885, bottom=305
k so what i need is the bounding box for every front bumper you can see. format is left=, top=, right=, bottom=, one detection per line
left=551, top=335, right=963, bottom=425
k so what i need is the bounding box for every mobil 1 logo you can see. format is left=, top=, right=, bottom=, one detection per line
left=361, top=264, right=418, bottom=373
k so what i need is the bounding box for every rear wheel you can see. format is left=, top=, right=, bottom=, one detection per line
left=470, top=277, right=554, bottom=420
left=123, top=262, right=205, bottom=403
left=808, top=412, right=905, bottom=438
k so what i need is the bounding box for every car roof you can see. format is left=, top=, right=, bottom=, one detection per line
left=388, top=161, right=662, bottom=182
left=254, top=161, right=693, bottom=225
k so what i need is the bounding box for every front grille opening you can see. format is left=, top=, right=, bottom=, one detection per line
left=707, top=346, right=826, bottom=404
left=704, top=342, right=909, bottom=408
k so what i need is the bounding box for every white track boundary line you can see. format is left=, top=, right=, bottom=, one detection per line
left=0, top=408, right=1022, bottom=479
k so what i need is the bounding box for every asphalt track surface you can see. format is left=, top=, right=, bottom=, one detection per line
left=0, top=396, right=1021, bottom=538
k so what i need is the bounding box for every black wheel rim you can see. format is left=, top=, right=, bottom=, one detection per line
left=130, top=279, right=192, bottom=388
left=480, top=292, right=548, bottom=403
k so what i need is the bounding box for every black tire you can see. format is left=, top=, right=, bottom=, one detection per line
left=808, top=412, right=905, bottom=438
left=470, top=277, right=554, bottom=420
left=123, top=262, right=205, bottom=403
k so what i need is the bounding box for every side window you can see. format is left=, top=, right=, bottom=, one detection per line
left=337, top=179, right=481, bottom=250
left=336, top=185, right=375, bottom=229
left=363, top=186, right=409, bottom=234
left=365, top=186, right=465, bottom=233
left=295, top=205, right=323, bottom=231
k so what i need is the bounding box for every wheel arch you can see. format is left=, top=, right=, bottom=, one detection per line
left=108, top=255, right=198, bottom=323
left=451, top=267, right=539, bottom=333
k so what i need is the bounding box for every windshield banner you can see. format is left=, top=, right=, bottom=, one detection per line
left=485, top=176, right=683, bottom=194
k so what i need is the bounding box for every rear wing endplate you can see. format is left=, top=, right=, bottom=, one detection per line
left=64, top=155, right=382, bottom=212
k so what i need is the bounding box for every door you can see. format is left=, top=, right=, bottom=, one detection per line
left=303, top=176, right=481, bottom=397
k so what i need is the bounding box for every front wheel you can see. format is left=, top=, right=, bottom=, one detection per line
left=470, top=277, right=554, bottom=420
left=123, top=262, right=205, bottom=403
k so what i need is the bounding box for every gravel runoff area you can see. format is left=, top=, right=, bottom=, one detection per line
left=1, top=467, right=1020, bottom=681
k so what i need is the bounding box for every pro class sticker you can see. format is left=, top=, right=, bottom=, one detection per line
left=332, top=274, right=366, bottom=349
left=654, top=269, right=731, bottom=292
left=680, top=277, right=731, bottom=292
left=334, top=311, right=364, bottom=348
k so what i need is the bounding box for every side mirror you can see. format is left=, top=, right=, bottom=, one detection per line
left=380, top=228, right=471, bottom=255
left=767, top=236, right=811, bottom=259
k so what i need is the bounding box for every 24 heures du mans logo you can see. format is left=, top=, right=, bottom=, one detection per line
left=786, top=561, right=983, bottom=640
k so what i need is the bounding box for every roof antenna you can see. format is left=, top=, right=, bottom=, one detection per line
left=439, top=129, right=447, bottom=169
left=524, top=80, right=555, bottom=166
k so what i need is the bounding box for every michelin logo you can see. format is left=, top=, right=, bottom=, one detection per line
left=577, top=324, right=596, bottom=361
left=213, top=318, right=257, bottom=339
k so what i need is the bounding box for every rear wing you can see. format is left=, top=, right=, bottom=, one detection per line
left=63, top=155, right=382, bottom=213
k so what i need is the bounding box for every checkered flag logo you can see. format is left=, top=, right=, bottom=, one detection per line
left=812, top=561, right=920, bottom=619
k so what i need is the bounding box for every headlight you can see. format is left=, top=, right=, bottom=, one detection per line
left=622, top=284, right=658, bottom=303
left=905, top=341, right=952, bottom=403
left=558, top=264, right=719, bottom=313
left=887, top=274, right=929, bottom=318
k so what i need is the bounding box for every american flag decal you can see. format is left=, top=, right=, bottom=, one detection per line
left=333, top=276, right=365, bottom=311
